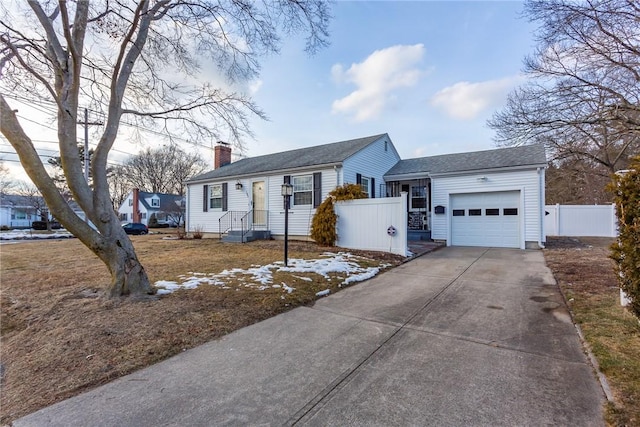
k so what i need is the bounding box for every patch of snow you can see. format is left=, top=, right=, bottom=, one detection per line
left=0, top=230, right=75, bottom=240
left=282, top=283, right=295, bottom=294
left=154, top=251, right=387, bottom=295
left=316, top=289, right=330, bottom=297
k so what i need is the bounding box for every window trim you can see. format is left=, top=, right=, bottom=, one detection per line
left=410, top=185, right=427, bottom=210
left=360, top=176, right=370, bottom=196
left=292, top=175, right=313, bottom=207
left=209, top=184, right=224, bottom=210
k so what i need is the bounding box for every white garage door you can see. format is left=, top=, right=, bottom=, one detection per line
left=451, top=191, right=521, bottom=248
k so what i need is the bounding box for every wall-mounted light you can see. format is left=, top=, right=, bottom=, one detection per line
left=477, top=176, right=488, bottom=182
left=235, top=181, right=243, bottom=190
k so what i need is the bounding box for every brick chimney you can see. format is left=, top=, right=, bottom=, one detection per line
left=214, top=144, right=232, bottom=169
left=132, top=188, right=140, bottom=223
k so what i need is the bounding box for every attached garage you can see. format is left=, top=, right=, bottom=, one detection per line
left=383, top=143, right=547, bottom=250
left=450, top=191, right=521, bottom=248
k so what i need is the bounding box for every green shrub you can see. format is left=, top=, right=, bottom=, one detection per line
left=609, top=156, right=640, bottom=317
left=310, top=183, right=367, bottom=246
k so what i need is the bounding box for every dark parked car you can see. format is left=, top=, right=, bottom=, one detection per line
left=31, top=221, right=62, bottom=230
left=122, top=223, right=148, bottom=235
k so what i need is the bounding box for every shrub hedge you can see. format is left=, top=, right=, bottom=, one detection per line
left=310, top=183, right=367, bottom=246
left=609, top=155, right=640, bottom=317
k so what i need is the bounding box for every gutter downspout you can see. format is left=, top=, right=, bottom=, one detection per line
left=537, top=167, right=545, bottom=249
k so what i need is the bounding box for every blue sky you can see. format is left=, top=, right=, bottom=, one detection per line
left=3, top=1, right=538, bottom=180
left=243, top=0, right=537, bottom=162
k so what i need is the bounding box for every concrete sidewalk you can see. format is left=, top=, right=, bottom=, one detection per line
left=15, top=247, right=604, bottom=426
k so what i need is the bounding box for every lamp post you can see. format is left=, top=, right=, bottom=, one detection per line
left=281, top=183, right=293, bottom=267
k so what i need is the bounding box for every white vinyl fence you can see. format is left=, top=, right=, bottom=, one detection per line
left=545, top=204, right=617, bottom=237
left=335, top=193, right=408, bottom=256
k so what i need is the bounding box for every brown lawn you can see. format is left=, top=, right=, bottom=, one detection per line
left=544, top=236, right=640, bottom=427
left=0, top=235, right=403, bottom=424
left=3, top=234, right=637, bottom=426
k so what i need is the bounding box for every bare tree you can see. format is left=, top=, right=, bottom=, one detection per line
left=546, top=159, right=614, bottom=204
left=15, top=181, right=50, bottom=228
left=489, top=0, right=640, bottom=175
left=0, top=159, right=14, bottom=194
left=107, top=165, right=131, bottom=210
left=120, top=143, right=208, bottom=196
left=0, top=1, right=330, bottom=298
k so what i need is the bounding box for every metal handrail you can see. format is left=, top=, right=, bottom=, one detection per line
left=219, top=210, right=270, bottom=242
left=218, top=211, right=245, bottom=236
left=240, top=211, right=252, bottom=243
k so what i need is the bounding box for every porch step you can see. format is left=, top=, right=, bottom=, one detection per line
left=408, top=230, right=431, bottom=241
left=222, top=230, right=271, bottom=243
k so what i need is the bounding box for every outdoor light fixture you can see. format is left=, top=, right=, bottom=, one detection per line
left=477, top=176, right=488, bottom=182
left=235, top=181, right=243, bottom=190
left=281, top=183, right=293, bottom=266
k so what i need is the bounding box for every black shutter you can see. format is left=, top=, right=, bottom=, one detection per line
left=284, top=175, right=291, bottom=209
left=203, top=185, right=208, bottom=212
left=356, top=173, right=362, bottom=185
left=222, top=183, right=228, bottom=211
left=313, top=172, right=321, bottom=208
left=371, top=177, right=375, bottom=198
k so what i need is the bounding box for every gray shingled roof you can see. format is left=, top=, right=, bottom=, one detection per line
left=137, top=191, right=183, bottom=211
left=385, top=144, right=546, bottom=177
left=188, top=134, right=388, bottom=182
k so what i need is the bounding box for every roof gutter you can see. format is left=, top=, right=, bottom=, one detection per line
left=427, top=163, right=548, bottom=178
left=186, top=162, right=344, bottom=185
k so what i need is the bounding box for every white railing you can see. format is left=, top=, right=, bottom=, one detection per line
left=335, top=193, right=408, bottom=256
left=545, top=204, right=617, bottom=237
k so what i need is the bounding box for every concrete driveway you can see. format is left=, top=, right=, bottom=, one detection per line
left=15, top=247, right=604, bottom=427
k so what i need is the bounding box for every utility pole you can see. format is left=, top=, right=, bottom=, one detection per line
left=78, top=108, right=103, bottom=223
left=79, top=108, right=103, bottom=184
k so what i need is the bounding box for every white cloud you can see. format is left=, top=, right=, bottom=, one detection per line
left=429, top=76, right=524, bottom=120
left=248, top=79, right=263, bottom=95
left=331, top=44, right=425, bottom=122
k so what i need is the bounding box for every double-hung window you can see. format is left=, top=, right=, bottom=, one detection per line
left=360, top=176, right=370, bottom=196
left=411, top=186, right=426, bottom=209
left=151, top=198, right=160, bottom=207
left=209, top=184, right=223, bottom=209
left=293, top=175, right=312, bottom=206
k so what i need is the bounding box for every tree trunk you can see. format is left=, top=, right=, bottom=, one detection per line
left=99, top=224, right=155, bottom=299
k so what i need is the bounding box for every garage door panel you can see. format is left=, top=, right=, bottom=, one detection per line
left=451, top=191, right=520, bottom=248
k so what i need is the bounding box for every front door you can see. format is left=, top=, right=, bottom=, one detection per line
left=252, top=181, right=266, bottom=226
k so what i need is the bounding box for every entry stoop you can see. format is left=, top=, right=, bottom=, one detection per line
left=222, top=230, right=271, bottom=243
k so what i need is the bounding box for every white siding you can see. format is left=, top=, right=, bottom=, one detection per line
left=269, top=168, right=338, bottom=237
left=186, top=168, right=340, bottom=237
left=186, top=179, right=255, bottom=233
left=342, top=135, right=400, bottom=196
left=431, top=169, right=544, bottom=248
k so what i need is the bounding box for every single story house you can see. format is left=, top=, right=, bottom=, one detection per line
left=118, top=189, right=185, bottom=226
left=0, top=194, right=43, bottom=229
left=185, top=134, right=547, bottom=249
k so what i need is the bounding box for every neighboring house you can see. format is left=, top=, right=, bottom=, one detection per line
left=0, top=194, right=44, bottom=228
left=118, top=189, right=185, bottom=226
left=185, top=134, right=547, bottom=249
